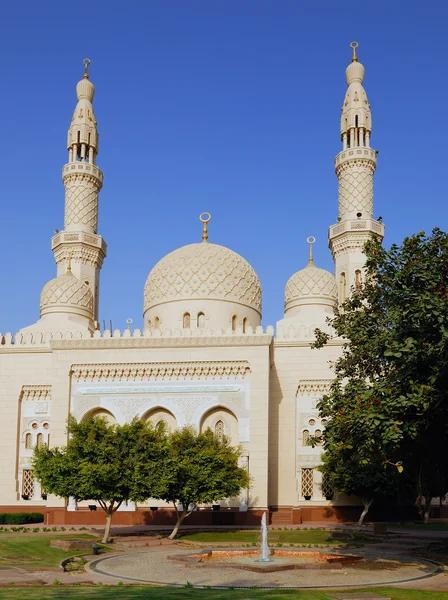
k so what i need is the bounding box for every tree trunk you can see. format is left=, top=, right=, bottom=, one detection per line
left=423, top=494, right=432, bottom=524
left=102, top=512, right=113, bottom=544
left=358, top=498, right=374, bottom=526
left=168, top=510, right=188, bottom=539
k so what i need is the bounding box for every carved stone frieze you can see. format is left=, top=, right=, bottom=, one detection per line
left=71, top=361, right=251, bottom=382
left=20, top=385, right=51, bottom=402
left=297, top=380, right=332, bottom=394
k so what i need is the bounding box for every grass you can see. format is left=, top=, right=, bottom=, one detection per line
left=0, top=587, right=446, bottom=599
left=180, top=530, right=352, bottom=545
left=391, top=522, right=448, bottom=531
left=0, top=534, right=100, bottom=569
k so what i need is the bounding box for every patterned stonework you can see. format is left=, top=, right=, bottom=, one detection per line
left=40, top=274, right=93, bottom=312
left=336, top=158, right=375, bottom=218
left=71, top=361, right=251, bottom=382
left=144, top=243, right=262, bottom=313
left=63, top=172, right=102, bottom=233
left=285, top=265, right=337, bottom=304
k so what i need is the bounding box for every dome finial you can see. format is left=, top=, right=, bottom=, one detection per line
left=350, top=41, right=359, bottom=63
left=199, top=212, right=212, bottom=242
left=83, top=58, right=91, bottom=79
left=66, top=249, right=73, bottom=275
left=306, top=236, right=316, bottom=266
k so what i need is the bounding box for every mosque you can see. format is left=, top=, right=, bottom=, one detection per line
left=0, top=43, right=385, bottom=524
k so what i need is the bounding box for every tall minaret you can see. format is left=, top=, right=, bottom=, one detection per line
left=51, top=59, right=107, bottom=322
left=328, top=42, right=384, bottom=304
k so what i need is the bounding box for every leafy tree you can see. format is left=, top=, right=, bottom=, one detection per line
left=314, top=229, right=448, bottom=522
left=33, top=416, right=169, bottom=542
left=155, top=426, right=250, bottom=539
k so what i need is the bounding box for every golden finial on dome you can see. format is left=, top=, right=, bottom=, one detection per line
left=306, top=236, right=316, bottom=265
left=350, top=41, right=359, bottom=63
left=199, top=212, right=212, bottom=242
left=66, top=249, right=73, bottom=275
left=83, top=58, right=91, bottom=79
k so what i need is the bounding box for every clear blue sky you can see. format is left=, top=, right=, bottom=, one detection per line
left=1, top=1, right=447, bottom=333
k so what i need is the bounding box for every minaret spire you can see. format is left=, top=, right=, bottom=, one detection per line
left=328, top=43, right=384, bottom=303
left=51, top=59, right=107, bottom=323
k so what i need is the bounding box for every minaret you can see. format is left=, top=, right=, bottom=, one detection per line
left=51, top=59, right=106, bottom=322
left=328, top=42, right=384, bottom=303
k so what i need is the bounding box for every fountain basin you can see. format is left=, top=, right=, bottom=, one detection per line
left=169, top=549, right=362, bottom=573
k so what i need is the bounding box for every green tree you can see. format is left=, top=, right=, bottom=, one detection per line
left=314, top=229, right=448, bottom=521
left=33, top=416, right=169, bottom=542
left=156, top=426, right=250, bottom=539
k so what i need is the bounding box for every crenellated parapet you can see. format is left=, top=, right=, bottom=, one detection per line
left=0, top=325, right=275, bottom=350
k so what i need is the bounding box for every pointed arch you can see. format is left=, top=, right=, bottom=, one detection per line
left=183, top=312, right=190, bottom=328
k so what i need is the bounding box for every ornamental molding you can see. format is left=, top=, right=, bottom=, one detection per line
left=77, top=386, right=241, bottom=395
left=71, top=361, right=251, bottom=382
left=297, top=380, right=332, bottom=394
left=53, top=244, right=106, bottom=268
left=20, top=385, right=51, bottom=402
left=335, top=157, right=376, bottom=176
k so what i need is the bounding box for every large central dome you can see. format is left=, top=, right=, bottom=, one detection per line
left=144, top=243, right=261, bottom=313
left=143, top=242, right=262, bottom=331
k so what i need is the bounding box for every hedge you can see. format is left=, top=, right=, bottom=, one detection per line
left=0, top=512, right=44, bottom=524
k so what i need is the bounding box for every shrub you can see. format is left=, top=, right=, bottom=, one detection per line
left=0, top=513, right=44, bottom=525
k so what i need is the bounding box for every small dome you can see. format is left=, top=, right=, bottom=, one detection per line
left=346, top=60, right=364, bottom=85
left=144, top=242, right=262, bottom=315
left=40, top=273, right=93, bottom=319
left=76, top=78, right=95, bottom=102
left=285, top=261, right=337, bottom=313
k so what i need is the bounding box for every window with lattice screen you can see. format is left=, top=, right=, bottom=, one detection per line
left=215, top=420, right=225, bottom=442
left=322, top=473, right=333, bottom=499
left=22, top=470, right=34, bottom=498
left=25, top=433, right=32, bottom=449
left=301, top=468, right=314, bottom=498
left=302, top=430, right=310, bottom=446
left=183, top=313, right=190, bottom=328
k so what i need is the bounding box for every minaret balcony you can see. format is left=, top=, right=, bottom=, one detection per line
left=328, top=217, right=384, bottom=241
left=51, top=230, right=107, bottom=254
left=334, top=147, right=377, bottom=171
left=62, top=161, right=103, bottom=182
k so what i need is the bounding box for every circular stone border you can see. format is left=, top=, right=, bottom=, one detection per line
left=86, top=549, right=444, bottom=589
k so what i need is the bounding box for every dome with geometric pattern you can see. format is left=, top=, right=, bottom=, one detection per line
left=284, top=257, right=337, bottom=315
left=40, top=272, right=94, bottom=319
left=144, top=242, right=262, bottom=316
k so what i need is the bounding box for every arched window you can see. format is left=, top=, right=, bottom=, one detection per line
left=242, top=317, right=248, bottom=333
left=314, top=429, right=322, bottom=444
left=25, top=433, right=32, bottom=449
left=197, top=312, right=205, bottom=329
left=232, top=315, right=238, bottom=332
left=154, top=317, right=160, bottom=329
left=355, top=269, right=362, bottom=288
left=215, top=420, right=225, bottom=442
left=183, top=312, right=190, bottom=328
left=47, top=434, right=50, bottom=449
left=302, top=429, right=310, bottom=446
left=340, top=272, right=346, bottom=303
left=36, top=433, right=43, bottom=448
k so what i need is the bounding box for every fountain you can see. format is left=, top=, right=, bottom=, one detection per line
left=168, top=513, right=363, bottom=573
left=257, top=512, right=272, bottom=562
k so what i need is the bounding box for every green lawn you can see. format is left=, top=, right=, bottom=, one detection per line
left=0, top=586, right=446, bottom=599
left=0, top=534, right=99, bottom=569
left=180, top=530, right=355, bottom=545
left=391, top=523, right=448, bottom=531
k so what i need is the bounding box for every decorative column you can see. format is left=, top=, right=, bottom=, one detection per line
left=239, top=455, right=249, bottom=511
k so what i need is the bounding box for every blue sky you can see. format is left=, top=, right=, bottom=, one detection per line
left=1, top=1, right=447, bottom=333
